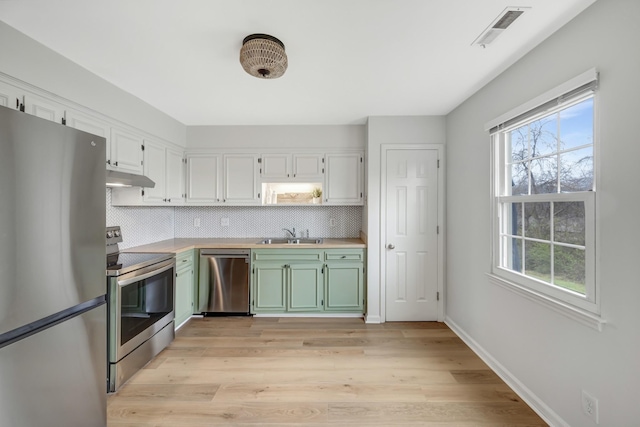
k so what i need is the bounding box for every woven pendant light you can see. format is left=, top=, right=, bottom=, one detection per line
left=240, top=34, right=288, bottom=79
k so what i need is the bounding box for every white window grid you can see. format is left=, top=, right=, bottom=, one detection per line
left=491, top=94, right=597, bottom=314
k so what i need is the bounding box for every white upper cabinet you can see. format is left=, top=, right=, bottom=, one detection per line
left=142, top=139, right=184, bottom=205
left=224, top=154, right=260, bottom=204
left=324, top=152, right=364, bottom=205
left=65, top=109, right=111, bottom=167
left=112, top=139, right=185, bottom=206
left=23, top=93, right=65, bottom=124
left=0, top=81, right=65, bottom=123
left=166, top=147, right=185, bottom=203
left=110, top=127, right=144, bottom=174
left=261, top=154, right=290, bottom=179
left=142, top=139, right=167, bottom=203
left=292, top=154, right=324, bottom=180
left=260, top=153, right=324, bottom=181
left=186, top=153, right=221, bottom=204
left=0, top=81, right=21, bottom=110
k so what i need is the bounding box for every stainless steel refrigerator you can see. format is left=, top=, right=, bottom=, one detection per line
left=0, top=106, right=107, bottom=427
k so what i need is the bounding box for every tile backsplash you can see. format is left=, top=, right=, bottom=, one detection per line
left=106, top=189, right=174, bottom=249
left=107, top=189, right=362, bottom=248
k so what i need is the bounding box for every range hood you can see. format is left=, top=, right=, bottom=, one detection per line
left=106, top=170, right=155, bottom=188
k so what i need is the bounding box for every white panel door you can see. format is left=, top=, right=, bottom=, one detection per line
left=292, top=154, right=324, bottom=179
left=385, top=149, right=439, bottom=321
left=324, top=152, right=363, bottom=205
left=23, top=94, right=65, bottom=123
left=110, top=128, right=143, bottom=174
left=165, top=147, right=184, bottom=204
left=186, top=154, right=221, bottom=204
left=66, top=110, right=111, bottom=167
left=261, top=154, right=290, bottom=179
left=142, top=139, right=166, bottom=203
left=224, top=154, right=259, bottom=204
left=0, top=81, right=21, bottom=109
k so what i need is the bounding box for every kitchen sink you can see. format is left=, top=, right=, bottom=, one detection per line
left=259, top=238, right=324, bottom=245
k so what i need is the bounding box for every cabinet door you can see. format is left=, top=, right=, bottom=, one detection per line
left=292, top=154, right=324, bottom=179
left=261, top=154, right=290, bottom=179
left=142, top=139, right=166, bottom=203
left=23, top=94, right=65, bottom=124
left=110, top=128, right=144, bottom=174
left=165, top=147, right=185, bottom=204
left=186, top=154, right=221, bottom=204
left=288, top=263, right=324, bottom=312
left=0, top=81, right=21, bottom=110
left=224, top=154, right=259, bottom=204
left=253, top=263, right=287, bottom=312
left=324, top=152, right=363, bottom=205
left=324, top=262, right=364, bottom=312
left=175, top=266, right=194, bottom=329
left=66, top=109, right=111, bottom=167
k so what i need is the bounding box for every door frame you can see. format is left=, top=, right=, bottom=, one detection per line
left=379, top=144, right=445, bottom=323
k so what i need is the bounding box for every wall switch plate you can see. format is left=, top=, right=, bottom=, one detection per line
left=582, top=390, right=599, bottom=424
left=193, top=218, right=201, bottom=227
left=329, top=218, right=336, bottom=227
left=221, top=217, right=229, bottom=227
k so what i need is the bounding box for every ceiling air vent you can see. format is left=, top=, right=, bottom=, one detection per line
left=472, top=7, right=530, bottom=47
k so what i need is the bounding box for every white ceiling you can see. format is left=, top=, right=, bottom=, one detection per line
left=0, top=0, right=595, bottom=126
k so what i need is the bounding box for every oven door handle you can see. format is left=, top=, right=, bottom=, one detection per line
left=117, top=261, right=175, bottom=287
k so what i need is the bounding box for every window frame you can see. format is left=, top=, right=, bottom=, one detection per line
left=487, top=70, right=603, bottom=325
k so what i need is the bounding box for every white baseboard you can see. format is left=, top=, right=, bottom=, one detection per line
left=253, top=313, right=364, bottom=318
left=445, top=316, right=568, bottom=427
left=364, top=314, right=381, bottom=323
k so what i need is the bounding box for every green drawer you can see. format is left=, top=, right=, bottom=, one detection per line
left=324, top=249, right=364, bottom=262
left=176, top=249, right=194, bottom=271
left=252, top=249, right=323, bottom=262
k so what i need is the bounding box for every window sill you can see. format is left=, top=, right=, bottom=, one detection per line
left=486, top=273, right=606, bottom=332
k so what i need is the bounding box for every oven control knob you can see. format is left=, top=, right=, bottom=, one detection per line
left=106, top=231, right=114, bottom=239
left=114, top=230, right=121, bottom=237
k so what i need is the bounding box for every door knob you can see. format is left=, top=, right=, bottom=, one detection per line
left=387, top=244, right=395, bottom=249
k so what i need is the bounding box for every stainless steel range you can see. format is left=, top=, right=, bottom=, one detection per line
left=106, top=226, right=175, bottom=392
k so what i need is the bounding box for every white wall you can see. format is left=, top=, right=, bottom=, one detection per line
left=188, top=125, right=365, bottom=150
left=0, top=21, right=186, bottom=146
left=366, top=116, right=446, bottom=323
left=445, top=0, right=640, bottom=425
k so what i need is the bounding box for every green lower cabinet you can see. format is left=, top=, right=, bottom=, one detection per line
left=324, top=262, right=364, bottom=311
left=175, top=249, right=195, bottom=329
left=253, top=263, right=287, bottom=312
left=288, top=263, right=324, bottom=312
left=251, top=248, right=365, bottom=315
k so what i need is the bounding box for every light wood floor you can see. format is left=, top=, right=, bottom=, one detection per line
left=107, top=317, right=547, bottom=426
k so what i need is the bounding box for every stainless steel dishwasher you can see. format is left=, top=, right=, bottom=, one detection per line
left=198, top=249, right=251, bottom=314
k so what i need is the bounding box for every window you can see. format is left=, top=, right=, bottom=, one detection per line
left=489, top=71, right=599, bottom=315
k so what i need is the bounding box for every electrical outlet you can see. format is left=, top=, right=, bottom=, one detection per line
left=329, top=218, right=336, bottom=227
left=221, top=217, right=229, bottom=227
left=582, top=390, right=599, bottom=424
left=193, top=218, right=200, bottom=228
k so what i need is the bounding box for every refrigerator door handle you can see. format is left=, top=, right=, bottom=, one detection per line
left=0, top=296, right=106, bottom=350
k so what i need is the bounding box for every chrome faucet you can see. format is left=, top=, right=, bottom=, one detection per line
left=283, top=228, right=296, bottom=238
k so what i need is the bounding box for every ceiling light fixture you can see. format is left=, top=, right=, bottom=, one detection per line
left=240, top=34, right=288, bottom=79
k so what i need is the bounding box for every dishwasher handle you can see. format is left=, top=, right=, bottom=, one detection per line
left=200, top=249, right=250, bottom=257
